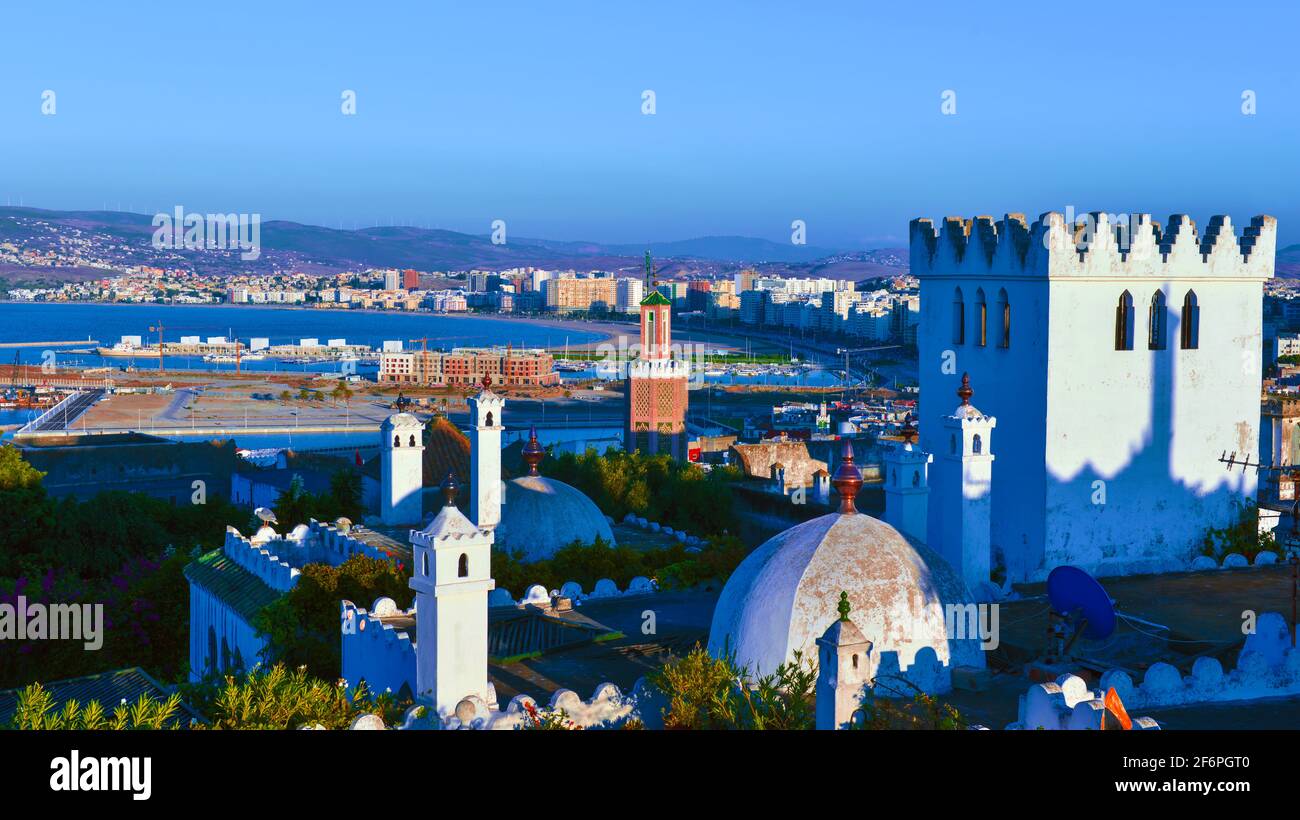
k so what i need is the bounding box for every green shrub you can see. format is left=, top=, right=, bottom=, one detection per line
left=8, top=683, right=183, bottom=730
left=1198, top=500, right=1278, bottom=562
left=646, top=645, right=816, bottom=730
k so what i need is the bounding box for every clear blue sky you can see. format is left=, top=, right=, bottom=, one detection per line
left=2, top=0, right=1297, bottom=248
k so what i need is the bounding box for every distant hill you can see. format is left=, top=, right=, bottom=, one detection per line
left=0, top=206, right=907, bottom=281
left=1277, top=244, right=1300, bottom=277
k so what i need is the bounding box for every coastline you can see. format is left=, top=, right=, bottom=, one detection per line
left=0, top=300, right=632, bottom=351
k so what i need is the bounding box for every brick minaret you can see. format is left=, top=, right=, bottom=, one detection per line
left=624, top=261, right=690, bottom=458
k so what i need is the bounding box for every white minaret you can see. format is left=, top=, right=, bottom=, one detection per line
left=409, top=473, right=496, bottom=718
left=883, top=417, right=933, bottom=543
left=933, top=373, right=996, bottom=591
left=468, top=378, right=504, bottom=530
left=815, top=592, right=874, bottom=730
left=380, top=412, right=425, bottom=525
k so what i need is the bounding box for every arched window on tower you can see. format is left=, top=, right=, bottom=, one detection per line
left=997, top=288, right=1010, bottom=348
left=1181, top=290, right=1199, bottom=349
left=457, top=553, right=469, bottom=578
left=975, top=289, right=988, bottom=347
left=408, top=434, right=416, bottom=447
left=952, top=287, right=965, bottom=345
left=973, top=434, right=983, bottom=454
left=1115, top=291, right=1134, bottom=350
left=485, top=411, right=493, bottom=427
left=1149, top=290, right=1167, bottom=350
left=422, top=551, right=429, bottom=576
left=393, top=434, right=401, bottom=447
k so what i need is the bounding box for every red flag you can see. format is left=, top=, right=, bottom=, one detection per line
left=354, top=448, right=363, bottom=467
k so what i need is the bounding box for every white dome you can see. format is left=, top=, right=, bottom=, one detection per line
left=495, top=475, right=616, bottom=563
left=707, top=511, right=984, bottom=694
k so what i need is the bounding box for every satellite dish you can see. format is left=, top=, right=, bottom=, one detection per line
left=1047, top=565, right=1116, bottom=641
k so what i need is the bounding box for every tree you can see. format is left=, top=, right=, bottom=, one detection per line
left=272, top=474, right=315, bottom=529
left=331, top=380, right=353, bottom=408
left=0, top=445, right=45, bottom=490
left=255, top=555, right=410, bottom=677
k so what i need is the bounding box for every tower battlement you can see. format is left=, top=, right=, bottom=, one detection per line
left=909, top=212, right=1276, bottom=279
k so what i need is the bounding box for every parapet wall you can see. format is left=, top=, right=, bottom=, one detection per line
left=340, top=598, right=416, bottom=698
left=223, top=527, right=300, bottom=593
left=1099, top=612, right=1300, bottom=709
left=910, top=212, right=1276, bottom=279
left=1010, top=673, right=1160, bottom=730
left=490, top=576, right=657, bottom=608
left=306, top=519, right=400, bottom=566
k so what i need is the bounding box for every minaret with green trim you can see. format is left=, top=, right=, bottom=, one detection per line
left=625, top=249, right=688, bottom=459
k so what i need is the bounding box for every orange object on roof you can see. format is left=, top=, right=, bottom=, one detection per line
left=1104, top=687, right=1133, bottom=730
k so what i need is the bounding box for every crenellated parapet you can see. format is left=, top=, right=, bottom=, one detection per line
left=223, top=526, right=301, bottom=593
left=307, top=518, right=403, bottom=566
left=340, top=597, right=417, bottom=698
left=910, top=211, right=1276, bottom=280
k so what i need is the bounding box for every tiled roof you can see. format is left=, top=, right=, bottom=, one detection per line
left=0, top=667, right=203, bottom=727
left=640, top=290, right=672, bottom=306
left=184, top=549, right=284, bottom=623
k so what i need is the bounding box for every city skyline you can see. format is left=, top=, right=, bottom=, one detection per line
left=3, top=0, right=1299, bottom=245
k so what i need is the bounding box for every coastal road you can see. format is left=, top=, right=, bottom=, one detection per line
left=23, top=388, right=104, bottom=432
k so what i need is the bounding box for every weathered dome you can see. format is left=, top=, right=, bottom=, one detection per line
left=494, top=475, right=616, bottom=563
left=707, top=512, right=983, bottom=693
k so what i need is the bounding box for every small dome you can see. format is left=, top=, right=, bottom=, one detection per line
left=495, top=475, right=615, bottom=563
left=707, top=512, right=983, bottom=693
left=251, top=524, right=279, bottom=545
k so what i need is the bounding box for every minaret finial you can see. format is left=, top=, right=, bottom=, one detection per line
left=837, top=591, right=851, bottom=622
left=521, top=425, right=544, bottom=476
left=440, top=471, right=459, bottom=507
left=957, top=372, right=973, bottom=406
left=830, top=439, right=862, bottom=514
left=480, top=373, right=492, bottom=392
left=900, top=413, right=918, bottom=445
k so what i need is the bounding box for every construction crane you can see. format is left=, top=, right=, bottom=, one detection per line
left=148, top=320, right=167, bottom=372
left=147, top=321, right=245, bottom=374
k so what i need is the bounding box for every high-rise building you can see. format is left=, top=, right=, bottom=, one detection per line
left=616, top=277, right=644, bottom=313
left=543, top=276, right=617, bottom=313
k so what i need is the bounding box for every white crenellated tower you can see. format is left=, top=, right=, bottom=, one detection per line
left=913, top=211, right=1274, bottom=581
left=469, top=377, right=504, bottom=530
left=380, top=412, right=425, bottom=525
left=931, top=374, right=995, bottom=592
left=409, top=473, right=496, bottom=717
left=882, top=417, right=932, bottom=544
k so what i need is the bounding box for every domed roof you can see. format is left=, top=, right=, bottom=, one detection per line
left=494, top=475, right=615, bottom=563
left=707, top=511, right=983, bottom=693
